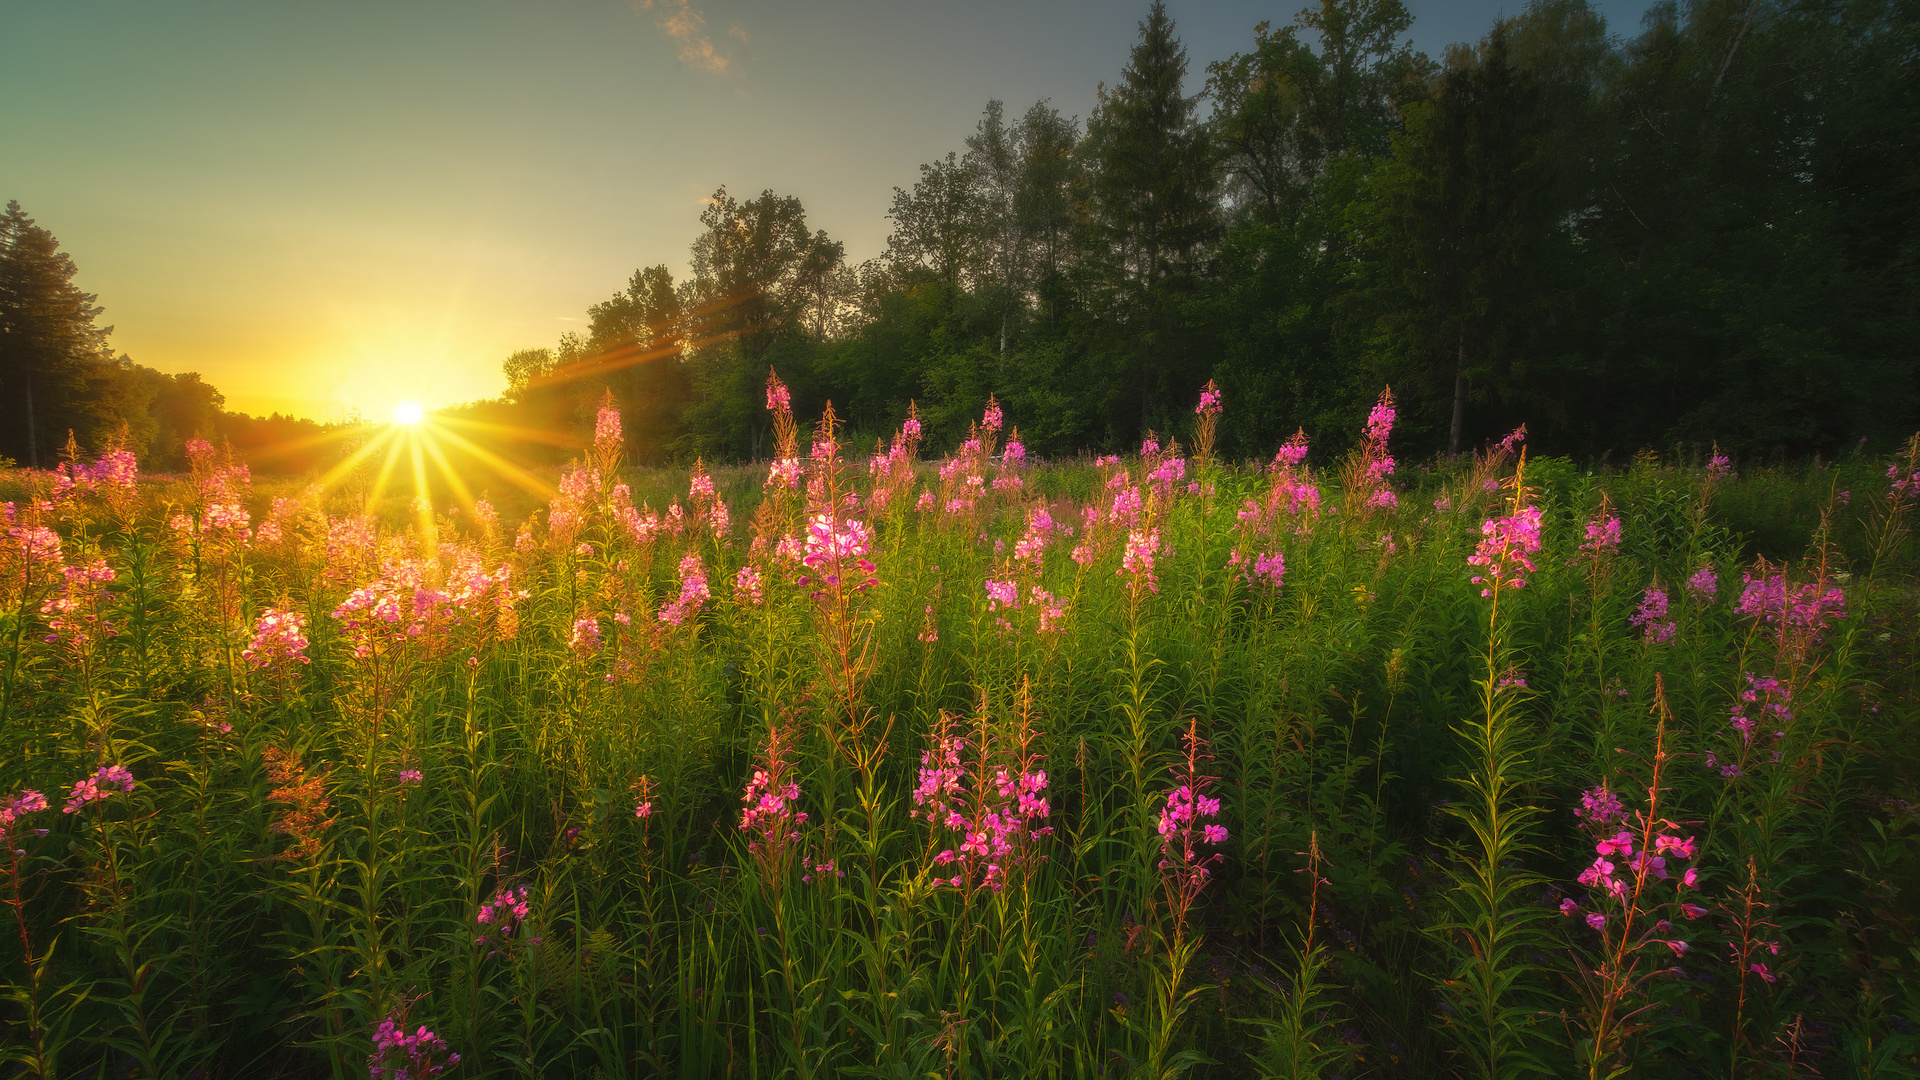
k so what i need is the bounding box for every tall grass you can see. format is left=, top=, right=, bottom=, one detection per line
left=0, top=401, right=1915, bottom=1078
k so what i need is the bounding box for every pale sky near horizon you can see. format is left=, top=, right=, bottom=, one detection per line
left=3, top=0, right=1652, bottom=422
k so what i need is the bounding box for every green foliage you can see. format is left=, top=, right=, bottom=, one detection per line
left=0, top=401, right=1915, bottom=1076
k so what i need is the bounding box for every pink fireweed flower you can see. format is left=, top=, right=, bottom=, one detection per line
left=1580, top=512, right=1622, bottom=557
left=1030, top=587, right=1066, bottom=633
left=1108, top=485, right=1144, bottom=526
left=800, top=514, right=877, bottom=593
left=1365, top=395, right=1395, bottom=445
left=1147, top=457, right=1187, bottom=496
left=1242, top=551, right=1285, bottom=590
left=766, top=377, right=791, bottom=414
left=1736, top=570, right=1846, bottom=634
left=1687, top=565, right=1718, bottom=602
left=984, top=578, right=1019, bottom=611
left=1347, top=391, right=1401, bottom=515
left=1003, top=440, right=1025, bottom=465
left=63, top=764, right=135, bottom=813
left=1630, top=587, right=1676, bottom=644
left=982, top=399, right=1003, bottom=432
left=1466, top=505, right=1543, bottom=597
left=1156, top=722, right=1227, bottom=922
left=595, top=402, right=622, bottom=448
left=243, top=608, right=311, bottom=669
left=202, top=503, right=252, bottom=536
left=765, top=456, right=803, bottom=492
left=1120, top=528, right=1161, bottom=593
left=395, top=769, right=423, bottom=786
left=39, top=558, right=117, bottom=648
left=658, top=552, right=712, bottom=625
left=569, top=616, right=602, bottom=656
left=2, top=789, right=50, bottom=853
left=1596, top=830, right=1635, bottom=858
left=7, top=524, right=65, bottom=577
left=475, top=883, right=534, bottom=954
left=1576, top=785, right=1626, bottom=827
left=1727, top=672, right=1792, bottom=747
left=739, top=725, right=809, bottom=875
left=368, top=1016, right=460, bottom=1080
left=1707, top=452, right=1732, bottom=480
left=1195, top=384, right=1222, bottom=417
left=1271, top=430, right=1310, bottom=471
left=734, top=564, right=765, bottom=606
left=911, top=715, right=1053, bottom=891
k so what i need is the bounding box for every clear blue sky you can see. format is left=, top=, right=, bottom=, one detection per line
left=1, top=0, right=1653, bottom=421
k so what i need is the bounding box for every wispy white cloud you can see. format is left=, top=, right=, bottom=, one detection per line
left=635, top=0, right=734, bottom=73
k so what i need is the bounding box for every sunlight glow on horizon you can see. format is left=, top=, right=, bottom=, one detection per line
left=391, top=400, right=427, bottom=426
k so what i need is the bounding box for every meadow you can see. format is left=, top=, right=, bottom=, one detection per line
left=2, top=381, right=1918, bottom=1079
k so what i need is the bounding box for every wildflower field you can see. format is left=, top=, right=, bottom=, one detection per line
left=4, top=381, right=1919, bottom=1079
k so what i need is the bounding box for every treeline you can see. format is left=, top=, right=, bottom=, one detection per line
left=7, top=0, right=1915, bottom=473
left=506, top=0, right=1920, bottom=464
left=0, top=201, right=341, bottom=473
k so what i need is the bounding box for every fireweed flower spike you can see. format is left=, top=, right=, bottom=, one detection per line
left=1466, top=503, right=1544, bottom=599
left=910, top=711, right=1053, bottom=891
left=1156, top=721, right=1227, bottom=927
left=243, top=608, right=311, bottom=669
left=1562, top=694, right=1702, bottom=1072
left=2, top=790, right=50, bottom=853
left=63, top=765, right=134, bottom=813
left=368, top=1015, right=460, bottom=1079
left=1629, top=586, right=1676, bottom=644
left=475, top=882, right=536, bottom=956
left=739, top=720, right=809, bottom=881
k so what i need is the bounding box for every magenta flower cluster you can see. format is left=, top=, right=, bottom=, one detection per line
left=1120, top=528, right=1160, bottom=593
left=658, top=552, right=711, bottom=625
left=476, top=883, right=535, bottom=955
left=1564, top=783, right=1702, bottom=955
left=63, top=764, right=134, bottom=814
left=799, top=514, right=877, bottom=595
left=1466, top=505, right=1543, bottom=597
left=1580, top=512, right=1621, bottom=558
left=1630, top=587, right=1676, bottom=644
left=739, top=736, right=808, bottom=866
left=595, top=403, right=622, bottom=447
left=1686, top=566, right=1718, bottom=602
left=368, top=1016, right=460, bottom=1079
left=2, top=789, right=50, bottom=852
left=243, top=608, right=311, bottom=669
left=911, top=726, right=1053, bottom=891
left=1735, top=571, right=1846, bottom=634
left=1195, top=385, right=1222, bottom=417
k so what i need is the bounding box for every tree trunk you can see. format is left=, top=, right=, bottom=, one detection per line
left=1449, top=329, right=1467, bottom=456
left=24, top=371, right=37, bottom=469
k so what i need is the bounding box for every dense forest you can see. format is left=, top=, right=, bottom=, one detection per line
left=4, top=0, right=1916, bottom=472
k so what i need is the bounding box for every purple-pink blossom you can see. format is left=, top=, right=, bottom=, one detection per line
left=369, top=1016, right=460, bottom=1079
left=243, top=608, right=311, bottom=669
left=1120, top=528, right=1160, bottom=594
left=1630, top=587, right=1676, bottom=644
left=1466, top=506, right=1543, bottom=597
left=475, top=883, right=534, bottom=954
left=1580, top=512, right=1621, bottom=557
left=63, top=765, right=134, bottom=813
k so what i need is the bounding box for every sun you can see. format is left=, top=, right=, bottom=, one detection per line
left=391, top=400, right=426, bottom=426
